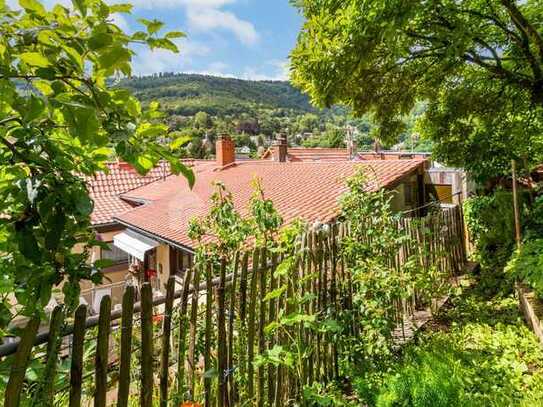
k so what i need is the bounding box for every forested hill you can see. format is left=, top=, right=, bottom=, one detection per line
left=121, top=73, right=318, bottom=117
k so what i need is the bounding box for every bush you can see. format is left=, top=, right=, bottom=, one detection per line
left=506, top=239, right=543, bottom=298
left=463, top=190, right=532, bottom=271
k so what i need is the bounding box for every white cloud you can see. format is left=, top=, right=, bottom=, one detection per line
left=186, top=7, right=259, bottom=46
left=132, top=38, right=211, bottom=76
left=127, top=0, right=259, bottom=46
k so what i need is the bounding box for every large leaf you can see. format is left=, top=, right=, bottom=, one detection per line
left=138, top=18, right=164, bottom=35
left=19, top=0, right=45, bottom=14
left=20, top=52, right=51, bottom=68
left=98, top=45, right=131, bottom=71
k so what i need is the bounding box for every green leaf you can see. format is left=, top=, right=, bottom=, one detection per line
left=138, top=18, right=164, bottom=35
left=88, top=32, right=113, bottom=51
left=61, top=45, right=84, bottom=70
left=263, top=286, right=287, bottom=302
left=280, top=313, right=316, bottom=326
left=24, top=95, right=45, bottom=122
left=64, top=106, right=100, bottom=143
left=109, top=3, right=132, bottom=13
left=45, top=210, right=66, bottom=251
left=264, top=321, right=281, bottom=336
left=165, top=31, right=185, bottom=39
left=17, top=227, right=41, bottom=263
left=19, top=0, right=45, bottom=14
left=136, top=155, right=154, bottom=172
left=170, top=135, right=191, bottom=150
left=98, top=45, right=131, bottom=71
left=131, top=31, right=147, bottom=41
left=71, top=0, right=87, bottom=17
left=75, top=194, right=93, bottom=216
left=137, top=123, right=168, bottom=138
left=171, top=161, right=195, bottom=189
left=20, top=52, right=51, bottom=68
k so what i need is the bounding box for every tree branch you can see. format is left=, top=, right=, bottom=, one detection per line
left=500, top=0, right=543, bottom=62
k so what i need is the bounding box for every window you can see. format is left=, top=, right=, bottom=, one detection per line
left=101, top=242, right=129, bottom=265
left=174, top=249, right=193, bottom=274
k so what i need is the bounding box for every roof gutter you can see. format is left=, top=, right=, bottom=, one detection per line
left=113, top=218, right=196, bottom=254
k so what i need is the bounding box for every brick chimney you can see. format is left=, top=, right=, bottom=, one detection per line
left=216, top=134, right=235, bottom=167
left=273, top=133, right=288, bottom=163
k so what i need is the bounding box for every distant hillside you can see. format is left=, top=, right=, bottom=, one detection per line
left=121, top=73, right=319, bottom=117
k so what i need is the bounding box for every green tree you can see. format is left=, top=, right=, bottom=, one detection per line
left=291, top=0, right=543, bottom=181
left=0, top=0, right=193, bottom=332
left=295, top=112, right=320, bottom=133
left=194, top=110, right=213, bottom=129
left=302, top=127, right=345, bottom=148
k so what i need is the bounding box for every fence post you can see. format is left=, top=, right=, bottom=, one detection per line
left=4, top=316, right=40, bottom=407
left=35, top=305, right=65, bottom=406
left=227, top=252, right=240, bottom=403
left=95, top=295, right=111, bottom=407
left=176, top=267, right=194, bottom=401
left=247, top=248, right=260, bottom=401
left=69, top=304, right=87, bottom=407
left=160, top=278, right=176, bottom=407
left=188, top=267, right=201, bottom=402
left=204, top=262, right=213, bottom=407
left=141, top=283, right=154, bottom=407
left=216, top=258, right=229, bottom=407
left=117, top=286, right=135, bottom=407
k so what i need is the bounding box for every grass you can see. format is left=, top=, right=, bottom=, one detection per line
left=357, top=270, right=543, bottom=406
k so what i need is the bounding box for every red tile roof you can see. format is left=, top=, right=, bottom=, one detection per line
left=261, top=147, right=351, bottom=162
left=86, top=161, right=171, bottom=226
left=115, top=159, right=426, bottom=249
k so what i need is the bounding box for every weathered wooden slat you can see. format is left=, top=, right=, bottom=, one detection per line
left=95, top=295, right=111, bottom=407
left=117, top=286, right=135, bottom=407
left=237, top=252, right=249, bottom=401
left=257, top=248, right=267, bottom=407
left=141, top=283, right=154, bottom=407
left=216, top=258, right=229, bottom=407
left=69, top=305, right=87, bottom=407
left=204, top=263, right=213, bottom=407
left=247, top=248, right=260, bottom=400
left=36, top=304, right=65, bottom=406
left=4, top=316, right=41, bottom=407
left=267, top=251, right=278, bottom=406
left=188, top=266, right=201, bottom=401
left=227, top=252, right=240, bottom=403
left=160, top=278, right=176, bottom=407
left=176, top=267, right=194, bottom=400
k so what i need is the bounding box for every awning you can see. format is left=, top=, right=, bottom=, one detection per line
left=113, top=230, right=159, bottom=261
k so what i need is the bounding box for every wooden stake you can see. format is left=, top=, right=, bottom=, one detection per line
left=512, top=159, right=522, bottom=249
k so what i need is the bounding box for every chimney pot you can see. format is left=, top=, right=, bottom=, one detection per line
left=216, top=134, right=235, bottom=167
left=274, top=133, right=288, bottom=162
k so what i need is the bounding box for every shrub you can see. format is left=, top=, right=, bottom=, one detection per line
left=506, top=239, right=543, bottom=298
left=463, top=190, right=520, bottom=270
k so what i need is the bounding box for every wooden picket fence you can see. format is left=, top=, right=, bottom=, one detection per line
left=0, top=206, right=466, bottom=407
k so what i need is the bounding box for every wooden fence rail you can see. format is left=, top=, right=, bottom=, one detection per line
left=0, top=206, right=466, bottom=406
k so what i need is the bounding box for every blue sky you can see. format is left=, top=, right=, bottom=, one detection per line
left=125, top=0, right=302, bottom=80
left=13, top=0, right=304, bottom=79
left=113, top=0, right=304, bottom=79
